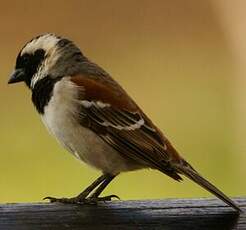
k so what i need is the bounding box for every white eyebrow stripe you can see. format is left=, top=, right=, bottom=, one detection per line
left=21, top=34, right=60, bottom=55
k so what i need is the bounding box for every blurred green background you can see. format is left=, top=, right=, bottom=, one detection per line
left=0, top=0, right=245, bottom=203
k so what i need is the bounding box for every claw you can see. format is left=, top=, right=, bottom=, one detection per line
left=89, top=194, right=121, bottom=202
left=43, top=196, right=59, bottom=203
left=97, top=194, right=120, bottom=201
left=109, top=194, right=121, bottom=200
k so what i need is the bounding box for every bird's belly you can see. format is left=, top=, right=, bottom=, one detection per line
left=41, top=78, right=142, bottom=174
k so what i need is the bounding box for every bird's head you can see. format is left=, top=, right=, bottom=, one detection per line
left=8, top=33, right=85, bottom=89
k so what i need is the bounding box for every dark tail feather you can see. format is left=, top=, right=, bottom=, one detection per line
left=177, top=162, right=242, bottom=212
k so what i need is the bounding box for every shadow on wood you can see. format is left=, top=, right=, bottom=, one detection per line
left=0, top=198, right=245, bottom=230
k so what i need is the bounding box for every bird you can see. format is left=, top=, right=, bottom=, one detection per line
left=8, top=33, right=241, bottom=212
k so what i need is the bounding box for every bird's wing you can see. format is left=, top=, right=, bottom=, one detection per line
left=71, top=74, right=183, bottom=181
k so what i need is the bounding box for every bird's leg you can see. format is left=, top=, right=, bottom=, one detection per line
left=44, top=174, right=108, bottom=204
left=86, top=174, right=120, bottom=202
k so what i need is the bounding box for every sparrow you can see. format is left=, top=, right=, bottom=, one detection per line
left=8, top=33, right=241, bottom=212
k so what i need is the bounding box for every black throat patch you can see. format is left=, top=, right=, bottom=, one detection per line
left=32, top=76, right=62, bottom=114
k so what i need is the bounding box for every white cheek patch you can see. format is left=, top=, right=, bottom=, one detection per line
left=30, top=64, right=45, bottom=88
left=30, top=76, right=39, bottom=89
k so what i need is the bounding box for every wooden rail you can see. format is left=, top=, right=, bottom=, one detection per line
left=0, top=198, right=245, bottom=229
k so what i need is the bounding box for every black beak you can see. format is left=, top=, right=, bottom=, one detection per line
left=8, top=69, right=25, bottom=84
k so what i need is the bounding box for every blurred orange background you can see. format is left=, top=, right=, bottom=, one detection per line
left=0, top=0, right=245, bottom=203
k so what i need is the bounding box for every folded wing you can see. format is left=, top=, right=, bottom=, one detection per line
left=71, top=74, right=183, bottom=181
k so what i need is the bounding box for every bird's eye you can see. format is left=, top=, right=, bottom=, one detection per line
left=34, top=49, right=45, bottom=58
left=21, top=54, right=31, bottom=65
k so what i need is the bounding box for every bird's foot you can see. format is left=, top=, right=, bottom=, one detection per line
left=43, top=194, right=120, bottom=205
left=43, top=196, right=85, bottom=204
